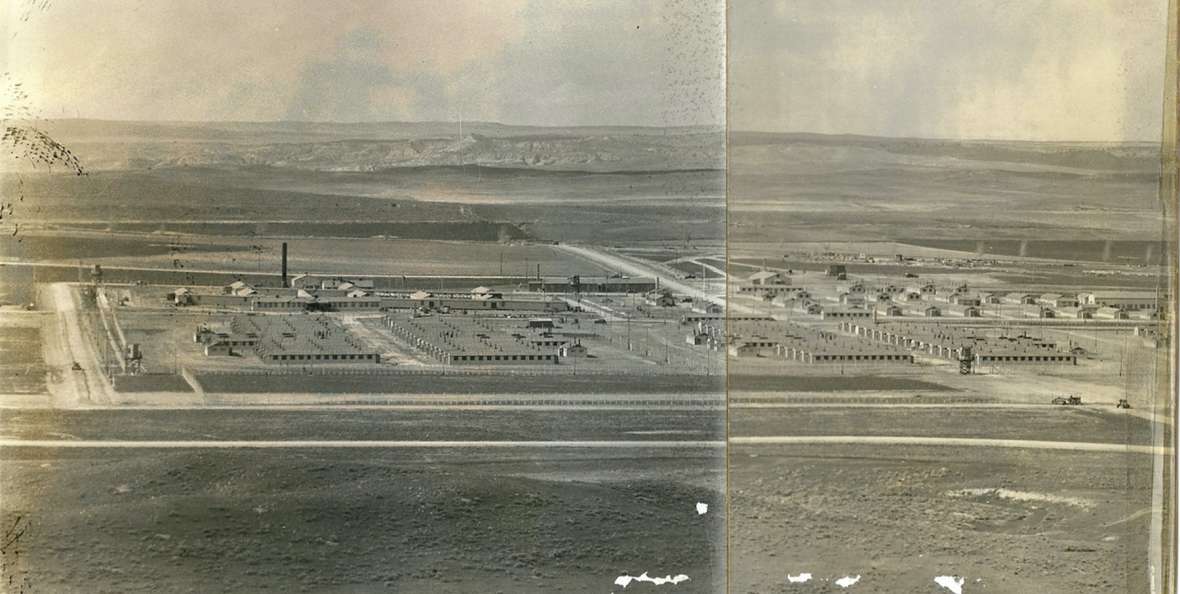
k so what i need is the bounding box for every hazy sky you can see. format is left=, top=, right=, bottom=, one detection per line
left=730, top=0, right=1169, bottom=141
left=1, top=0, right=724, bottom=127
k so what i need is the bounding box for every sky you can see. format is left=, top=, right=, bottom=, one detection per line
left=1, top=1, right=1169, bottom=140
left=0, top=0, right=724, bottom=127
left=730, top=0, right=1170, bottom=141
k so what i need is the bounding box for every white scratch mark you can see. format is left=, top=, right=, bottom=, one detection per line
left=945, top=487, right=1093, bottom=509
left=935, top=576, right=965, bottom=594
left=787, top=573, right=813, bottom=583
left=696, top=502, right=708, bottom=515
left=834, top=575, right=861, bottom=588
left=614, top=572, right=690, bottom=588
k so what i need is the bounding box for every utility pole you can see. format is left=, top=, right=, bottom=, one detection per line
left=664, top=320, right=670, bottom=364
left=627, top=312, right=632, bottom=351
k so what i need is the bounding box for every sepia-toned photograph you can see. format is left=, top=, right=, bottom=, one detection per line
left=726, top=1, right=1175, bottom=592
left=0, top=1, right=1175, bottom=593
left=0, top=2, right=728, bottom=592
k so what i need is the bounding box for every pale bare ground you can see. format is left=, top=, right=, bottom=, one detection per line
left=38, top=283, right=114, bottom=407
left=729, top=443, right=1158, bottom=594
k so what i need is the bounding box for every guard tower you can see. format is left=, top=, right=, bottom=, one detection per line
left=958, top=346, right=974, bottom=374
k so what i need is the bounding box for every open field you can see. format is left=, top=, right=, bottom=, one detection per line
left=0, top=408, right=723, bottom=441
left=2, top=233, right=604, bottom=277
left=2, top=167, right=725, bottom=245
left=897, top=239, right=1168, bottom=265
left=730, top=406, right=1155, bottom=446
left=0, top=324, right=47, bottom=394
left=149, top=166, right=725, bottom=208
left=0, top=233, right=244, bottom=261
left=59, top=221, right=527, bottom=241
left=729, top=443, right=1157, bottom=593
left=111, top=374, right=193, bottom=393
left=29, top=119, right=724, bottom=173
left=728, top=133, right=1166, bottom=243
left=728, top=205, right=1168, bottom=244
left=478, top=202, right=724, bottom=244
left=1, top=445, right=725, bottom=593
left=1, top=171, right=477, bottom=224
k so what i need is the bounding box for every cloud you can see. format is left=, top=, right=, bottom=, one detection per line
left=730, top=0, right=1167, bottom=141
left=3, top=0, right=723, bottom=126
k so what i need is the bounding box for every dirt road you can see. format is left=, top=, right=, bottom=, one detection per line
left=39, top=283, right=114, bottom=406
left=556, top=243, right=742, bottom=311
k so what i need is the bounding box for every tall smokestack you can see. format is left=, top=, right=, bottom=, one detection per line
left=281, top=242, right=288, bottom=287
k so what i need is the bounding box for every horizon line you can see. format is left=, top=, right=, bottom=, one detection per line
left=16, top=117, right=1162, bottom=144
left=729, top=129, right=1163, bottom=145
left=28, top=116, right=723, bottom=131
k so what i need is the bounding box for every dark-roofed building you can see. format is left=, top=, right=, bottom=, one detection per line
left=748, top=270, right=787, bottom=285
left=528, top=276, right=657, bottom=293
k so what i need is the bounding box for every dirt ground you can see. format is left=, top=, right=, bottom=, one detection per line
left=1, top=446, right=726, bottom=594
left=729, top=407, right=1157, bottom=445
left=0, top=316, right=47, bottom=394
left=728, top=444, right=1159, bottom=594
left=0, top=409, right=725, bottom=442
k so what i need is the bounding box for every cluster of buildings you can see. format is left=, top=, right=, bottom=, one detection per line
left=172, top=263, right=684, bottom=369
left=382, top=314, right=577, bottom=365
left=839, top=321, right=1078, bottom=365
left=703, top=313, right=1083, bottom=367
left=734, top=270, right=1165, bottom=322
left=170, top=279, right=569, bottom=314
left=194, top=314, right=380, bottom=364
left=528, top=275, right=658, bottom=294
left=786, top=249, right=1014, bottom=269
left=719, top=319, right=913, bottom=364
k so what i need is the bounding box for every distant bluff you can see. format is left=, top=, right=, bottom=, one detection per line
left=11, top=120, right=725, bottom=173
